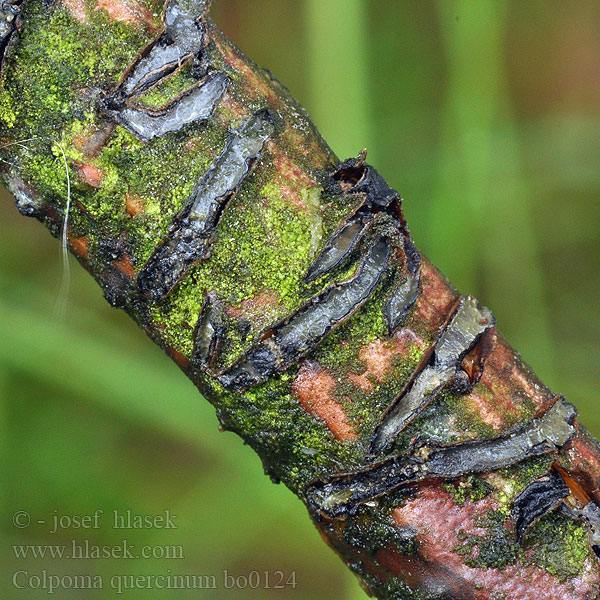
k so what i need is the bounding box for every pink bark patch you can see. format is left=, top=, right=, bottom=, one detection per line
left=413, top=259, right=460, bottom=332
left=349, top=328, right=426, bottom=392
left=292, top=361, right=357, bottom=441
left=477, top=336, right=555, bottom=416
left=225, top=290, right=282, bottom=329
left=94, top=0, right=158, bottom=30
left=462, top=386, right=507, bottom=430
left=63, top=0, right=88, bottom=23
left=391, top=484, right=600, bottom=600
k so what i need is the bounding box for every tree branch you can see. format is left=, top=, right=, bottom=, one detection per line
left=1, top=1, right=600, bottom=598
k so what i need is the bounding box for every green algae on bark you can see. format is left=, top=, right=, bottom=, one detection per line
left=2, top=2, right=600, bottom=599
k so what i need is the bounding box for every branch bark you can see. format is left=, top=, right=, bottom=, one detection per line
left=1, top=1, right=600, bottom=598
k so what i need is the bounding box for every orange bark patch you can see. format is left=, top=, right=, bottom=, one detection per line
left=114, top=254, right=135, bottom=278
left=63, top=0, right=88, bottom=23
left=94, top=0, right=159, bottom=31
left=349, top=329, right=426, bottom=392
left=555, top=464, right=591, bottom=506
left=68, top=235, right=88, bottom=259
left=292, top=361, right=357, bottom=441
left=78, top=163, right=104, bottom=188
left=391, top=484, right=600, bottom=600
left=125, top=193, right=145, bottom=216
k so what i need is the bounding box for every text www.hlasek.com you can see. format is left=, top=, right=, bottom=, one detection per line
left=13, top=540, right=184, bottom=560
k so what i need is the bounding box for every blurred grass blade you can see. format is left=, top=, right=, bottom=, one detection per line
left=304, top=0, right=373, bottom=161
left=430, top=0, right=554, bottom=375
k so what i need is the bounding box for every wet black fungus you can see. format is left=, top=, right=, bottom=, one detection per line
left=102, top=0, right=227, bottom=140
left=98, top=236, right=128, bottom=261
left=306, top=399, right=576, bottom=518
left=215, top=237, right=391, bottom=391
left=0, top=0, right=22, bottom=72
left=304, top=215, right=372, bottom=282
left=331, top=155, right=400, bottom=211
left=511, top=470, right=569, bottom=541
left=113, top=73, right=229, bottom=141
left=118, top=0, right=207, bottom=98
left=383, top=238, right=421, bottom=333
left=369, top=296, right=495, bottom=457
left=102, top=269, right=133, bottom=308
left=138, top=110, right=274, bottom=300
left=192, top=297, right=225, bottom=369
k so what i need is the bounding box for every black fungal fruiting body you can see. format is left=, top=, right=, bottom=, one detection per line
left=369, top=295, right=495, bottom=457
left=101, top=0, right=229, bottom=141
left=512, top=470, right=570, bottom=541
left=114, top=28, right=599, bottom=549
left=138, top=109, right=275, bottom=300
left=0, top=0, right=22, bottom=73
left=114, top=72, right=229, bottom=141
left=4, top=0, right=600, bottom=595
left=211, top=236, right=391, bottom=391
left=188, top=151, right=417, bottom=391
left=303, top=215, right=372, bottom=283
left=305, top=399, right=577, bottom=519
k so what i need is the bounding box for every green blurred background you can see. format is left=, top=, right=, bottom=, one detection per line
left=1, top=1, right=599, bottom=598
